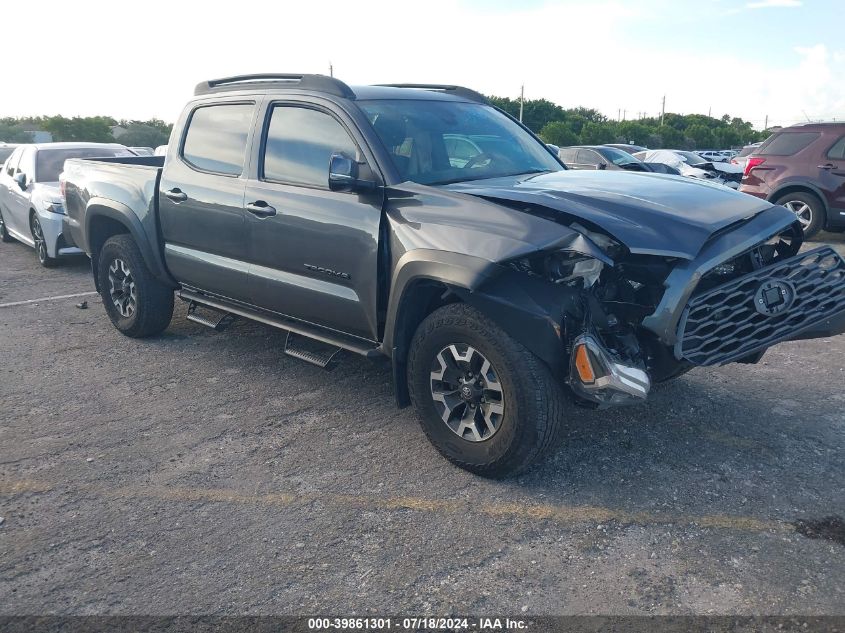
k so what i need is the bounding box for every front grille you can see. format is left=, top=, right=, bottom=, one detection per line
left=677, top=247, right=845, bottom=366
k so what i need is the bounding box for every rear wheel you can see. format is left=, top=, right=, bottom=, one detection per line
left=775, top=191, right=825, bottom=239
left=407, top=303, right=566, bottom=478
left=30, top=214, right=57, bottom=267
left=97, top=234, right=174, bottom=338
left=0, top=209, right=13, bottom=243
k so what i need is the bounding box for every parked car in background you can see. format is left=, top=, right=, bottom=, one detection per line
left=61, top=74, right=845, bottom=476
left=731, top=143, right=763, bottom=170
left=634, top=149, right=742, bottom=188
left=697, top=150, right=729, bottom=163
left=559, top=145, right=652, bottom=172
left=129, top=147, right=155, bottom=156
left=604, top=143, right=646, bottom=155
left=740, top=122, right=845, bottom=238
left=0, top=143, right=134, bottom=265
left=0, top=143, right=19, bottom=164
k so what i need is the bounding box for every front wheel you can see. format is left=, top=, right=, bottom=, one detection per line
left=407, top=303, right=566, bottom=477
left=31, top=215, right=57, bottom=267
left=97, top=234, right=174, bottom=338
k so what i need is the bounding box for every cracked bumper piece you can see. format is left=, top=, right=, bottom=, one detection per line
left=568, top=334, right=650, bottom=407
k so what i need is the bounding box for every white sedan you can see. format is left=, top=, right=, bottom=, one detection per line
left=0, top=142, right=133, bottom=266
left=634, top=149, right=743, bottom=189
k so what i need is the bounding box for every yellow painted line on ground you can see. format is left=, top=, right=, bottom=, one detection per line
left=112, top=484, right=790, bottom=535
left=0, top=480, right=54, bottom=494
left=0, top=479, right=790, bottom=535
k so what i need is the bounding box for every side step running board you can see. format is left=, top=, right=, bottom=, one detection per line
left=186, top=301, right=237, bottom=332
left=284, top=332, right=343, bottom=369
left=178, top=289, right=381, bottom=361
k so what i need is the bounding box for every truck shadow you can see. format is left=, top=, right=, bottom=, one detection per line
left=161, top=300, right=842, bottom=529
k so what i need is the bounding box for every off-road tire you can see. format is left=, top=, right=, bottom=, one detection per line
left=407, top=303, right=566, bottom=478
left=97, top=234, right=174, bottom=338
left=775, top=191, right=825, bottom=239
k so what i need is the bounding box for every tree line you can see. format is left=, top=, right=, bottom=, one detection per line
left=2, top=98, right=766, bottom=151
left=489, top=96, right=767, bottom=150
left=0, top=116, right=172, bottom=147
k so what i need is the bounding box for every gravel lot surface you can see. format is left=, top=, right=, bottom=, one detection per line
left=1, top=232, right=844, bottom=616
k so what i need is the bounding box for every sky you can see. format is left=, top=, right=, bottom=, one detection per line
left=2, top=0, right=842, bottom=129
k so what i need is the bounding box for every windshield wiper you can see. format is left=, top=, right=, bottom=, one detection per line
left=506, top=169, right=555, bottom=179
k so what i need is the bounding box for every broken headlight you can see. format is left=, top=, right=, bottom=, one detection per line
left=508, top=251, right=605, bottom=288
left=546, top=253, right=604, bottom=287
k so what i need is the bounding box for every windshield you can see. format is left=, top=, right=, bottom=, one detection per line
left=359, top=99, right=562, bottom=185
left=674, top=150, right=707, bottom=166
left=35, top=146, right=133, bottom=182
left=597, top=147, right=639, bottom=166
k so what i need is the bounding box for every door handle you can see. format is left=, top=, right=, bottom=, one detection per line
left=246, top=201, right=277, bottom=218
left=818, top=163, right=837, bottom=170
left=164, top=188, right=188, bottom=202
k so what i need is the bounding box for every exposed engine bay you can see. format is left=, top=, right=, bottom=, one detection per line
left=480, top=211, right=843, bottom=408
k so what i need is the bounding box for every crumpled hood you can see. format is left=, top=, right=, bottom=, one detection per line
left=444, top=170, right=773, bottom=259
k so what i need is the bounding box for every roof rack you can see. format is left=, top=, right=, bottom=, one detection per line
left=791, top=120, right=845, bottom=127
left=376, top=84, right=488, bottom=104
left=195, top=74, right=355, bottom=99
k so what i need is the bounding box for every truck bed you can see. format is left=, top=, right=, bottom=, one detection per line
left=62, top=155, right=165, bottom=258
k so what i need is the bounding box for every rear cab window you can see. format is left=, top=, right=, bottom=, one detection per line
left=181, top=103, right=255, bottom=176
left=757, top=132, right=820, bottom=156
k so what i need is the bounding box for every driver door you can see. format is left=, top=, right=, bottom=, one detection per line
left=242, top=101, right=384, bottom=341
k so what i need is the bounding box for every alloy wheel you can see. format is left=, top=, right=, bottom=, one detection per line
left=31, top=217, right=48, bottom=263
left=108, top=258, right=137, bottom=318
left=429, top=343, right=505, bottom=442
left=782, top=200, right=813, bottom=230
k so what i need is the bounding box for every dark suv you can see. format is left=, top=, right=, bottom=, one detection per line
left=740, top=122, right=845, bottom=238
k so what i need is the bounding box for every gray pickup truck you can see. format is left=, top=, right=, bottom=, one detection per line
left=61, top=74, right=845, bottom=476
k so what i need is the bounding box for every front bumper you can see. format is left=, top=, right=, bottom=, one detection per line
left=676, top=246, right=845, bottom=366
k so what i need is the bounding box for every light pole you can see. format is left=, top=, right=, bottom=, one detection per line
left=519, top=84, right=524, bottom=123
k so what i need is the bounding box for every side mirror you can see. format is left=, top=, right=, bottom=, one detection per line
left=14, top=173, right=27, bottom=190
left=597, top=162, right=608, bottom=171
left=328, top=153, right=377, bottom=192
left=328, top=153, right=358, bottom=192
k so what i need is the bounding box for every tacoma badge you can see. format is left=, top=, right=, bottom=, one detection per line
left=304, top=263, right=351, bottom=280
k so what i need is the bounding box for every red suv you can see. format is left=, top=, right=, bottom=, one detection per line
left=740, top=122, right=845, bottom=238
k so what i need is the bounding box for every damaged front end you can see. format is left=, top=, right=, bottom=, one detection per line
left=456, top=207, right=845, bottom=409
left=456, top=224, right=677, bottom=408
